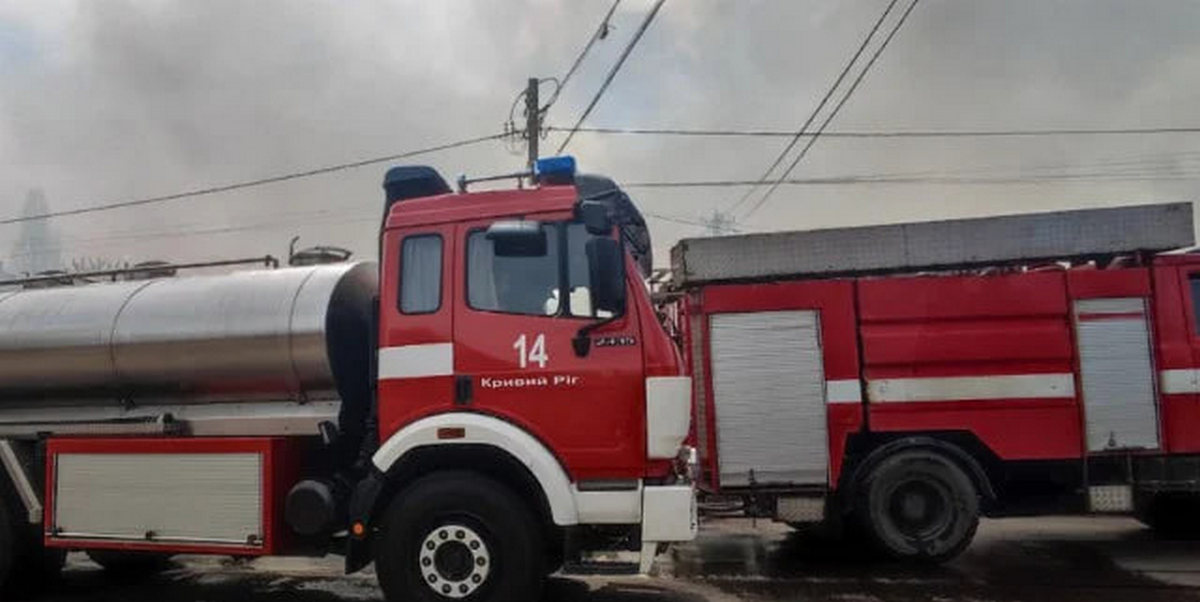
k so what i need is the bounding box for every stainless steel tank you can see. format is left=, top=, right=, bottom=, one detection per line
left=0, top=262, right=377, bottom=407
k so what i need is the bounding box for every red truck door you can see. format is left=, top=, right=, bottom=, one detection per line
left=1181, top=268, right=1200, bottom=388
left=1156, top=261, right=1200, bottom=451
left=1072, top=295, right=1161, bottom=451
left=1064, top=269, right=1160, bottom=453
left=694, top=280, right=860, bottom=490
left=451, top=219, right=645, bottom=480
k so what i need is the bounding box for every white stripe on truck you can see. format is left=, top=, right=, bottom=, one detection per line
left=825, top=379, right=863, bottom=404
left=378, top=343, right=454, bottom=379
left=1161, top=369, right=1200, bottom=395
left=867, top=373, right=1076, bottom=403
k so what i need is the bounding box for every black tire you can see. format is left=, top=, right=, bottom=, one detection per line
left=0, top=494, right=14, bottom=595
left=376, top=471, right=545, bottom=602
left=855, top=449, right=979, bottom=563
left=87, top=550, right=174, bottom=575
left=1, top=491, right=65, bottom=598
left=1136, top=493, right=1200, bottom=538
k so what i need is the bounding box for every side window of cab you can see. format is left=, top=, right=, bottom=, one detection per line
left=1190, top=274, right=1200, bottom=335
left=398, top=234, right=443, bottom=314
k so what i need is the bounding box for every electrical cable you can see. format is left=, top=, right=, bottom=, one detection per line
left=0, top=132, right=506, bottom=226
left=556, top=0, right=667, bottom=153
left=641, top=210, right=711, bottom=228
left=624, top=172, right=1200, bottom=188
left=727, top=0, right=901, bottom=214
left=548, top=125, right=1200, bottom=138
left=743, top=0, right=921, bottom=220
left=545, top=0, right=623, bottom=111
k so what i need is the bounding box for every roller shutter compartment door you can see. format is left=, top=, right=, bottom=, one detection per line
left=1074, top=298, right=1160, bottom=452
left=709, top=310, right=827, bottom=487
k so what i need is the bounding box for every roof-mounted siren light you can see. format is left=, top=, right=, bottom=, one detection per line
left=534, top=156, right=576, bottom=186
left=382, top=165, right=452, bottom=216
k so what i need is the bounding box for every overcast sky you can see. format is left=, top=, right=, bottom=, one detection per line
left=1, top=0, right=1198, bottom=271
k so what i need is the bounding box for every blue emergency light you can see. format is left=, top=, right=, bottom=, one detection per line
left=534, top=156, right=576, bottom=184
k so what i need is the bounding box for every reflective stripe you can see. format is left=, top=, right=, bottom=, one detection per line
left=1161, top=369, right=1200, bottom=395
left=378, top=343, right=454, bottom=379
left=868, top=373, right=1076, bottom=403
left=825, top=379, right=863, bottom=404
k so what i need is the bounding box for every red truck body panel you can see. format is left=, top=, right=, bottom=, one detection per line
left=860, top=271, right=1082, bottom=461
left=44, top=437, right=301, bottom=556
left=689, top=255, right=1200, bottom=495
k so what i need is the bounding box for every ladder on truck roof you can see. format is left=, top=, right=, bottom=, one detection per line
left=669, top=202, right=1194, bottom=286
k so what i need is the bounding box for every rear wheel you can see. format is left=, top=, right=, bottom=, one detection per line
left=856, top=450, right=979, bottom=563
left=1136, top=493, right=1200, bottom=538
left=376, top=471, right=545, bottom=602
left=87, top=550, right=174, bottom=575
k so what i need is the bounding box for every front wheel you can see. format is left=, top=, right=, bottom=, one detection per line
left=856, top=449, right=980, bottom=563
left=376, top=471, right=545, bottom=602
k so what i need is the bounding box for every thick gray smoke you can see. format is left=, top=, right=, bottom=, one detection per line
left=1, top=1, right=1198, bottom=266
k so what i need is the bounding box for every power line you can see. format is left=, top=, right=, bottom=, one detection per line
left=549, top=125, right=1200, bottom=138
left=6, top=208, right=378, bottom=259
left=0, top=132, right=506, bottom=226
left=8, top=214, right=380, bottom=261
left=728, top=0, right=902, bottom=214
left=744, top=0, right=921, bottom=220
left=21, top=207, right=712, bottom=260
left=625, top=172, right=1200, bottom=188
left=641, top=210, right=711, bottom=228
left=547, top=0, right=623, bottom=110
left=556, top=0, right=667, bottom=154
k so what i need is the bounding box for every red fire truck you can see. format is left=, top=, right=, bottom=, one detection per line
left=0, top=157, right=697, bottom=601
left=671, top=202, right=1200, bottom=561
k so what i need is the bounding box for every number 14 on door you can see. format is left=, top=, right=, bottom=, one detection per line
left=513, top=334, right=549, bottom=369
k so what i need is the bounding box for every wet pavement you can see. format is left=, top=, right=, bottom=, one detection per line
left=35, top=516, right=1200, bottom=601
left=680, top=517, right=1200, bottom=601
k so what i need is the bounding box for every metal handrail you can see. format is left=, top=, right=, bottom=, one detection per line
left=0, top=255, right=279, bottom=287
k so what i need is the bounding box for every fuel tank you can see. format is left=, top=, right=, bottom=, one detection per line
left=0, top=262, right=377, bottom=406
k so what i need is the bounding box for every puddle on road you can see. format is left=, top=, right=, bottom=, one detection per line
left=667, top=521, right=1200, bottom=601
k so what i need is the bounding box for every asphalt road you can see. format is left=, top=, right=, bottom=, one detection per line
left=34, top=516, right=1200, bottom=601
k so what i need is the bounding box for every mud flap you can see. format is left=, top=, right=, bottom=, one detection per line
left=344, top=469, right=386, bottom=574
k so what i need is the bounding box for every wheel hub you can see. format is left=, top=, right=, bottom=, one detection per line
left=889, top=480, right=950, bottom=537
left=419, top=524, right=490, bottom=599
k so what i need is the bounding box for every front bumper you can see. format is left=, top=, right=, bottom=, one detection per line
left=642, top=484, right=698, bottom=543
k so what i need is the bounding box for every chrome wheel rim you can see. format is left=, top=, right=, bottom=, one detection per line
left=418, top=524, right=491, bottom=599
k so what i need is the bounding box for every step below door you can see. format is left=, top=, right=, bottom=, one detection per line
left=1074, top=298, right=1160, bottom=452
left=709, top=310, right=827, bottom=487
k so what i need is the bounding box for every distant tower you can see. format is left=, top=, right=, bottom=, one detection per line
left=10, top=189, right=62, bottom=275
left=702, top=209, right=737, bottom=237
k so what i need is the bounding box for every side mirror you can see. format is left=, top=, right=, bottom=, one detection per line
left=577, top=201, right=612, bottom=236
left=486, top=220, right=546, bottom=257
left=586, top=238, right=626, bottom=315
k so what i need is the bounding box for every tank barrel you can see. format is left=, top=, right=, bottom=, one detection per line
left=0, top=261, right=377, bottom=406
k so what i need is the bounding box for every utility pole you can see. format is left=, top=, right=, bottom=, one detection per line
left=525, top=78, right=540, bottom=170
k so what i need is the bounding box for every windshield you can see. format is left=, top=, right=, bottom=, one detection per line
left=467, top=222, right=613, bottom=318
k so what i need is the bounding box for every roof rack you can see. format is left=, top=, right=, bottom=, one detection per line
left=671, top=202, right=1194, bottom=286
